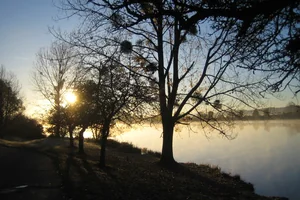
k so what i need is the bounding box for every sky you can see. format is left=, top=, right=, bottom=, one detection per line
left=0, top=0, right=78, bottom=116
left=0, top=0, right=299, bottom=117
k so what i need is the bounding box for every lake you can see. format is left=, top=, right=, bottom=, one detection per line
left=114, top=120, right=300, bottom=200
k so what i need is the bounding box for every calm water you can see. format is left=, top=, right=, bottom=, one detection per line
left=114, top=120, right=300, bottom=200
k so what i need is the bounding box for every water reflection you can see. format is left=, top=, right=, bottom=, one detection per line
left=115, top=120, right=300, bottom=200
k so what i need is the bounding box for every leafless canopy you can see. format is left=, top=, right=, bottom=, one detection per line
left=32, top=41, right=85, bottom=106
left=55, top=0, right=299, bottom=164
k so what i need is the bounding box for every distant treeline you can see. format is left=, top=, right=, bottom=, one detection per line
left=242, top=105, right=300, bottom=120
left=180, top=104, right=300, bottom=122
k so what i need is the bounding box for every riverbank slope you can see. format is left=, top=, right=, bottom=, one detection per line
left=0, top=138, right=287, bottom=200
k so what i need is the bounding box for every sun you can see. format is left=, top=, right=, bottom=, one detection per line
left=64, top=91, right=77, bottom=104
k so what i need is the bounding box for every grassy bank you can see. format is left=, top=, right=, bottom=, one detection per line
left=0, top=138, right=287, bottom=200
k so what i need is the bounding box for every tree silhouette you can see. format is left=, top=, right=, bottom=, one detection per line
left=60, top=104, right=77, bottom=147
left=32, top=41, right=84, bottom=137
left=0, top=66, right=23, bottom=137
left=85, top=58, right=152, bottom=167
left=65, top=80, right=101, bottom=153
left=58, top=0, right=299, bottom=166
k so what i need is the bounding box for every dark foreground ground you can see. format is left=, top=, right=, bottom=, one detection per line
left=0, top=145, right=65, bottom=200
left=0, top=138, right=288, bottom=200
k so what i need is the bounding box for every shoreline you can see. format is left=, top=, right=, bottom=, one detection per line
left=0, top=138, right=289, bottom=200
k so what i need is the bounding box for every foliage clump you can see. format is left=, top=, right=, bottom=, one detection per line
left=3, top=114, right=44, bottom=140
left=120, top=40, right=132, bottom=54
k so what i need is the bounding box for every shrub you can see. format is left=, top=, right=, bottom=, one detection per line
left=3, top=114, right=45, bottom=140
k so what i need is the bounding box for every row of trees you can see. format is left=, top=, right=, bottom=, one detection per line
left=33, top=0, right=299, bottom=167
left=32, top=42, right=156, bottom=167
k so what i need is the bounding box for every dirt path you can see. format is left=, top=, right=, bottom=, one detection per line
left=0, top=146, right=65, bottom=200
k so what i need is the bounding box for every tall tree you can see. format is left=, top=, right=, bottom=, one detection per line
left=59, top=0, right=299, bottom=165
left=32, top=41, right=84, bottom=137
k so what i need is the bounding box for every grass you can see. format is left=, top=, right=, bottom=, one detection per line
left=0, top=137, right=287, bottom=200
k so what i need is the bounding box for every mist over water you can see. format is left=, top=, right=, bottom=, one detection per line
left=114, top=120, right=300, bottom=200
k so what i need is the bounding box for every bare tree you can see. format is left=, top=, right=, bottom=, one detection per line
left=65, top=50, right=155, bottom=165
left=94, top=59, right=152, bottom=167
left=57, top=0, right=299, bottom=166
left=32, top=41, right=84, bottom=137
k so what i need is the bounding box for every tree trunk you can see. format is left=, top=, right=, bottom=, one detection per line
left=54, top=124, right=60, bottom=138
left=78, top=126, right=87, bottom=154
left=99, top=122, right=109, bottom=168
left=69, top=131, right=74, bottom=148
left=156, top=13, right=177, bottom=167
left=68, top=125, right=75, bottom=147
left=160, top=119, right=176, bottom=166
left=99, top=135, right=108, bottom=168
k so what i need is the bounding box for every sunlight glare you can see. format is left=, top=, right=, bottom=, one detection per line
left=64, top=91, right=77, bottom=104
left=84, top=130, right=93, bottom=138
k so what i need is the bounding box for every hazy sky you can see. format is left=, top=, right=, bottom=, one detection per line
left=0, top=1, right=298, bottom=116
left=0, top=0, right=78, bottom=115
